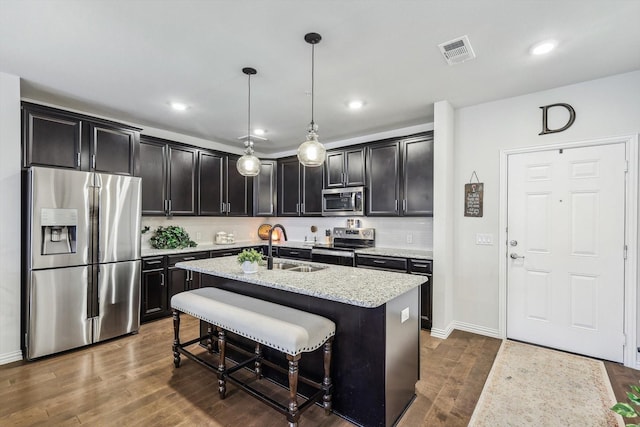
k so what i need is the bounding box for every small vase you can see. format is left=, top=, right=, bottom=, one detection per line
left=241, top=261, right=259, bottom=274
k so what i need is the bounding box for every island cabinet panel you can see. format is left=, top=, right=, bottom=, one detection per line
left=22, top=102, right=139, bottom=175
left=325, top=147, right=365, bottom=188
left=253, top=160, right=277, bottom=216
left=197, top=274, right=419, bottom=427
left=141, top=256, right=167, bottom=322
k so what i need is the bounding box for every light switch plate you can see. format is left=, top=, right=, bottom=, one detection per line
left=401, top=307, right=410, bottom=323
left=476, top=233, right=493, bottom=245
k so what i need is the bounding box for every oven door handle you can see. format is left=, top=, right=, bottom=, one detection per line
left=312, top=248, right=355, bottom=258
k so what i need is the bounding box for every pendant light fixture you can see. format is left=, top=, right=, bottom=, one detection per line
left=236, top=67, right=261, bottom=177
left=297, top=32, right=326, bottom=167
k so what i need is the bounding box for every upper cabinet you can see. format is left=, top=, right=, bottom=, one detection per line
left=325, top=147, right=365, bottom=188
left=277, top=157, right=323, bottom=216
left=367, top=132, right=433, bottom=216
left=140, top=136, right=197, bottom=216
left=253, top=160, right=277, bottom=216
left=198, top=151, right=251, bottom=216
left=22, top=102, right=139, bottom=175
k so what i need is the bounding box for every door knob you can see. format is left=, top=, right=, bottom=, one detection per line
left=510, top=253, right=525, bottom=260
left=509, top=240, right=518, bottom=246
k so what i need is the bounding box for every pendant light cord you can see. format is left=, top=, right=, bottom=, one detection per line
left=247, top=73, right=251, bottom=150
left=310, top=43, right=315, bottom=127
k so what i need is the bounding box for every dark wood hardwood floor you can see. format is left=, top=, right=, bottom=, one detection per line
left=1, top=318, right=638, bottom=426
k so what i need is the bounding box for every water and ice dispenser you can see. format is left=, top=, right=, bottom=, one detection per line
left=41, top=208, right=77, bottom=255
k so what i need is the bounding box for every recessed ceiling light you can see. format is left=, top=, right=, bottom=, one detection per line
left=530, top=40, right=557, bottom=56
left=348, top=100, right=364, bottom=110
left=170, top=102, right=188, bottom=111
left=253, top=128, right=266, bottom=136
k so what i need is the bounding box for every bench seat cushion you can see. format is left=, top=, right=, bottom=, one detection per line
left=171, top=288, right=335, bottom=356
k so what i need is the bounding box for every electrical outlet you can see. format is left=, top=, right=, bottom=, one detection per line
left=401, top=307, right=410, bottom=323
left=476, top=233, right=493, bottom=245
left=406, top=234, right=413, bottom=244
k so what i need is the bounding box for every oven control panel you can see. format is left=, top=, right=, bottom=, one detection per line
left=333, top=227, right=375, bottom=241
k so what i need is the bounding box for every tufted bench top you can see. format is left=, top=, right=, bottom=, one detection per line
left=171, top=288, right=335, bottom=356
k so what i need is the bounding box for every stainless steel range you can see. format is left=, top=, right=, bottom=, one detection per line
left=311, top=227, right=375, bottom=266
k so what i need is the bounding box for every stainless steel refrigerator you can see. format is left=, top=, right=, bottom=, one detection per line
left=25, top=166, right=142, bottom=360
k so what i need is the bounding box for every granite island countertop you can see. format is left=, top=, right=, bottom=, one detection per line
left=141, top=240, right=314, bottom=257
left=176, top=256, right=426, bottom=308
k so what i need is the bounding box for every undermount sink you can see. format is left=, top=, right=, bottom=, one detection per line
left=271, top=262, right=299, bottom=270
left=270, top=262, right=327, bottom=272
left=288, top=265, right=327, bottom=273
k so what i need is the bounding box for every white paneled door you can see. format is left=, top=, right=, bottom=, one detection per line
left=507, top=143, right=626, bottom=362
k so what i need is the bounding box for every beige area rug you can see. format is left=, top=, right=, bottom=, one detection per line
left=469, top=340, right=624, bottom=427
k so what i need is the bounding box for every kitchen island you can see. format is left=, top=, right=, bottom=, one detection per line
left=176, top=256, right=426, bottom=427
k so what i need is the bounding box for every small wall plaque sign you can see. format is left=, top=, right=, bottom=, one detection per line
left=465, top=171, right=483, bottom=217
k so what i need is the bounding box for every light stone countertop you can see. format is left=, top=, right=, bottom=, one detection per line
left=176, top=256, right=427, bottom=308
left=141, top=240, right=316, bottom=257
left=355, top=247, right=433, bottom=260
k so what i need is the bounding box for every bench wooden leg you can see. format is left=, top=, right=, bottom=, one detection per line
left=217, top=327, right=227, bottom=399
left=206, top=324, right=216, bottom=354
left=172, top=310, right=181, bottom=368
left=254, top=343, right=263, bottom=379
left=322, top=337, right=334, bottom=414
left=286, top=354, right=301, bottom=426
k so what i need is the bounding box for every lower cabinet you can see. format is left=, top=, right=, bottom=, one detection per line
left=141, top=256, right=168, bottom=322
left=277, top=247, right=311, bottom=260
left=356, top=254, right=433, bottom=330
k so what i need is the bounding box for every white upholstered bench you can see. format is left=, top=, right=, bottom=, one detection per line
left=171, top=287, right=336, bottom=426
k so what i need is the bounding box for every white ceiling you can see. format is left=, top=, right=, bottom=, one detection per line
left=1, top=0, right=639, bottom=155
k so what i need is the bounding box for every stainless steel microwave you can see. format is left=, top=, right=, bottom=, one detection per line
left=321, top=186, right=365, bottom=216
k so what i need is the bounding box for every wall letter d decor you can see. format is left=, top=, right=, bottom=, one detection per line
left=539, top=103, right=576, bottom=135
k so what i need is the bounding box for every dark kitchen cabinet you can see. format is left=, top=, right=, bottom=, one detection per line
left=139, top=136, right=197, bottom=216
left=22, top=102, right=139, bottom=175
left=367, top=140, right=401, bottom=215
left=402, top=134, right=434, bottom=216
left=409, top=259, right=433, bottom=330
left=198, top=151, right=251, bottom=216
left=141, top=256, right=167, bottom=322
left=277, top=157, right=323, bottom=216
left=278, top=247, right=312, bottom=260
left=367, top=132, right=433, bottom=216
left=253, top=160, right=277, bottom=216
left=167, top=252, right=209, bottom=302
left=325, top=147, right=365, bottom=188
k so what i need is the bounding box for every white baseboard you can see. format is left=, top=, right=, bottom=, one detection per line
left=429, top=321, right=501, bottom=340
left=0, top=350, right=23, bottom=365
left=430, top=321, right=455, bottom=339
left=452, top=321, right=501, bottom=339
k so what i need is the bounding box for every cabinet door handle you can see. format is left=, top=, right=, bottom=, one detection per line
left=76, top=152, right=81, bottom=167
left=91, top=154, right=96, bottom=170
left=300, top=203, right=305, bottom=214
left=160, top=273, right=165, bottom=286
left=227, top=202, right=231, bottom=213
left=221, top=202, right=226, bottom=213
left=168, top=200, right=172, bottom=213
left=373, top=260, right=386, bottom=264
left=221, top=252, right=233, bottom=256
left=296, top=203, right=299, bottom=213
left=412, top=263, right=428, bottom=268
left=395, top=200, right=398, bottom=211
left=146, top=260, right=162, bottom=265
left=289, top=251, right=299, bottom=255
left=183, top=256, right=196, bottom=261
left=403, top=199, right=407, bottom=211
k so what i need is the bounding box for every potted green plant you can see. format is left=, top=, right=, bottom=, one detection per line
left=237, top=248, right=263, bottom=274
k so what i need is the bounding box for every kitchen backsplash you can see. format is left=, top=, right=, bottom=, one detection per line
left=141, top=216, right=433, bottom=250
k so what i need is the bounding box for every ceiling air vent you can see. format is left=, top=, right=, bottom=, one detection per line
left=438, top=35, right=476, bottom=65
